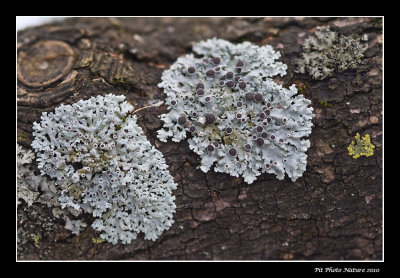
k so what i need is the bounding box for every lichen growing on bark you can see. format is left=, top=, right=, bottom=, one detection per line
left=347, top=133, right=375, bottom=159
left=157, top=38, right=314, bottom=184
left=296, top=26, right=368, bottom=80
left=30, top=94, right=178, bottom=244
left=17, top=145, right=40, bottom=206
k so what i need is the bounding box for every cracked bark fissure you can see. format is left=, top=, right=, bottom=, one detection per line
left=17, top=17, right=382, bottom=260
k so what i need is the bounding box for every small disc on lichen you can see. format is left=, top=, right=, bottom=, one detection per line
left=18, top=40, right=75, bottom=87
left=205, top=113, right=216, bottom=124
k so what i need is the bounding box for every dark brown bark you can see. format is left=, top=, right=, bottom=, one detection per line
left=17, top=17, right=382, bottom=260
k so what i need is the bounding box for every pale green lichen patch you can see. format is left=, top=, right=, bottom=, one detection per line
left=296, top=26, right=368, bottom=80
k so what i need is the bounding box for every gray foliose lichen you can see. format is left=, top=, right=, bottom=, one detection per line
left=17, top=145, right=40, bottom=206
left=157, top=38, right=314, bottom=184
left=296, top=26, right=368, bottom=80
left=18, top=144, right=86, bottom=235
left=29, top=94, right=178, bottom=244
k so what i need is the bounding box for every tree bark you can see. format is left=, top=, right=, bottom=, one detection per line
left=17, top=17, right=382, bottom=260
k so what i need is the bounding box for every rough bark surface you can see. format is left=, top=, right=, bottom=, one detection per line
left=17, top=17, right=383, bottom=260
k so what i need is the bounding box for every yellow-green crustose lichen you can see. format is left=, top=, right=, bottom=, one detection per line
left=32, top=233, right=41, bottom=245
left=320, top=100, right=333, bottom=108
left=92, top=237, right=105, bottom=244
left=347, top=133, right=375, bottom=159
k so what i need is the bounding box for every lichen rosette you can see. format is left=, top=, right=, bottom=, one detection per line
left=31, top=94, right=177, bottom=244
left=296, top=26, right=369, bottom=80
left=158, top=38, right=314, bottom=184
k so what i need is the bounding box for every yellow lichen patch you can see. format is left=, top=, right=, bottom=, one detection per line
left=320, top=100, right=333, bottom=108
left=32, top=233, right=41, bottom=245
left=92, top=237, right=105, bottom=244
left=347, top=133, right=375, bottom=159
left=294, top=81, right=311, bottom=96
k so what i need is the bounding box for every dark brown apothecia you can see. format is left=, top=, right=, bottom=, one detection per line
left=204, top=113, right=216, bottom=124
left=17, top=40, right=75, bottom=88
left=254, top=93, right=263, bottom=102
left=228, top=147, right=237, bottom=157
left=178, top=116, right=187, bottom=125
